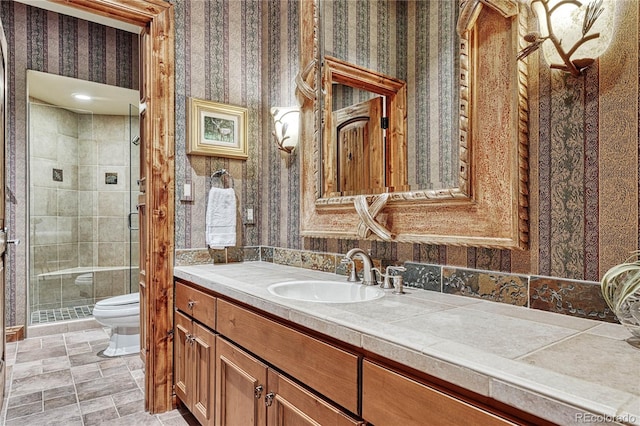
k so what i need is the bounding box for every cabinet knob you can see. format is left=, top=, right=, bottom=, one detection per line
left=264, top=392, right=276, bottom=407
left=264, top=392, right=275, bottom=407
left=254, top=385, right=263, bottom=399
left=187, top=300, right=196, bottom=309
left=185, top=333, right=195, bottom=345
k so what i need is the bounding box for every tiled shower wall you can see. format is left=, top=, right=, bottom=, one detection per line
left=28, top=103, right=140, bottom=314
left=80, top=114, right=140, bottom=275
left=29, top=103, right=80, bottom=279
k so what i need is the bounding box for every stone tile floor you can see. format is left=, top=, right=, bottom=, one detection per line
left=0, top=328, right=198, bottom=425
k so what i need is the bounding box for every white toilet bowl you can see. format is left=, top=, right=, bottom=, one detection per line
left=92, top=292, right=140, bottom=357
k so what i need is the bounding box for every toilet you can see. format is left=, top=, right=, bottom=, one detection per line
left=75, top=273, right=93, bottom=298
left=92, top=292, right=140, bottom=357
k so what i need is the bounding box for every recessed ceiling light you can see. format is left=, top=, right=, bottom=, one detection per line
left=73, top=93, right=92, bottom=101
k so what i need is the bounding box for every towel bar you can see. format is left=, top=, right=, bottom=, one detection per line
left=210, top=169, right=234, bottom=189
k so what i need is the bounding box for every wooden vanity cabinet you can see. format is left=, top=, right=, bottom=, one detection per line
left=174, top=281, right=217, bottom=426
left=174, top=278, right=539, bottom=426
left=216, top=335, right=362, bottom=426
left=362, top=360, right=517, bottom=426
left=216, top=299, right=360, bottom=414
left=266, top=369, right=363, bottom=426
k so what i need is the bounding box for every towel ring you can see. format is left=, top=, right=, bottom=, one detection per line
left=210, top=169, right=234, bottom=189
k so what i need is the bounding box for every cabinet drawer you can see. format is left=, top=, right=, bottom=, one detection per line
left=175, top=280, right=216, bottom=329
left=362, top=360, right=516, bottom=426
left=217, top=299, right=359, bottom=414
left=267, top=369, right=363, bottom=425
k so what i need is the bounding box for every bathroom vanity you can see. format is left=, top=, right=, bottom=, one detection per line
left=174, top=262, right=640, bottom=425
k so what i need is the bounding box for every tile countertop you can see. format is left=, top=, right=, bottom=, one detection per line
left=174, top=262, right=640, bottom=426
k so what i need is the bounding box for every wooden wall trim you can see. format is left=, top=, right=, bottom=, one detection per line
left=5, top=326, right=24, bottom=343
left=143, top=2, right=176, bottom=414
left=49, top=0, right=176, bottom=414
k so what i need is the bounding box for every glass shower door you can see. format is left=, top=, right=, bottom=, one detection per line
left=27, top=73, right=141, bottom=326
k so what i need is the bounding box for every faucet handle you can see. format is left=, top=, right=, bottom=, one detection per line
left=375, top=267, right=392, bottom=289
left=387, top=265, right=406, bottom=274
left=341, top=258, right=360, bottom=282
left=386, top=265, right=406, bottom=294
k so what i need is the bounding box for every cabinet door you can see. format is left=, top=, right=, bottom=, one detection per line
left=266, top=370, right=362, bottom=426
left=362, top=360, right=516, bottom=426
left=216, top=337, right=268, bottom=426
left=192, top=322, right=216, bottom=426
left=174, top=311, right=192, bottom=406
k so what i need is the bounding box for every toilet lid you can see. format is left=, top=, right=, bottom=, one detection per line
left=95, top=292, right=139, bottom=307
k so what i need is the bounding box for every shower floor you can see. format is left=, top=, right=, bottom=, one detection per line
left=30, top=305, right=95, bottom=324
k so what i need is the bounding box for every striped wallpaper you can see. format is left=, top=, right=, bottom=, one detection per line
left=173, top=0, right=301, bottom=251
left=3, top=0, right=640, bottom=328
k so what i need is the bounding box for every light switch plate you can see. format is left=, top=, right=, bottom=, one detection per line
left=245, top=207, right=255, bottom=225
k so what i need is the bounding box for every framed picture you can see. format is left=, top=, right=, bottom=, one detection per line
left=187, top=98, right=248, bottom=159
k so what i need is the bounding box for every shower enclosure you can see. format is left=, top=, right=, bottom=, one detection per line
left=27, top=71, right=140, bottom=325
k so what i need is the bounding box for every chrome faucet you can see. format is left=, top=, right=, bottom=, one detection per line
left=342, top=248, right=378, bottom=286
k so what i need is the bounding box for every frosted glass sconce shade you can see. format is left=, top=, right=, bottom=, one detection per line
left=271, top=107, right=300, bottom=153
left=520, top=0, right=615, bottom=76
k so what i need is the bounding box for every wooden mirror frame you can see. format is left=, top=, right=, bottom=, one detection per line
left=298, top=0, right=529, bottom=249
left=49, top=0, right=175, bottom=413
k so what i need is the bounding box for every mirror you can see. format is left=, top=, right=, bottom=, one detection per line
left=320, top=1, right=459, bottom=196
left=322, top=56, right=407, bottom=197
left=298, top=0, right=529, bottom=249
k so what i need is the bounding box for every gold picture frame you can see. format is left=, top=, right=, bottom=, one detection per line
left=187, top=97, right=248, bottom=159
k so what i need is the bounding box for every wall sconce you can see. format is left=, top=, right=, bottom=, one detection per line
left=518, top=0, right=615, bottom=76
left=270, top=106, right=300, bottom=153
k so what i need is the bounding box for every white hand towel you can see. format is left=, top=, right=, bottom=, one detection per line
left=205, top=187, right=237, bottom=249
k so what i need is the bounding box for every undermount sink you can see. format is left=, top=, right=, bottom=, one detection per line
left=267, top=280, right=385, bottom=303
